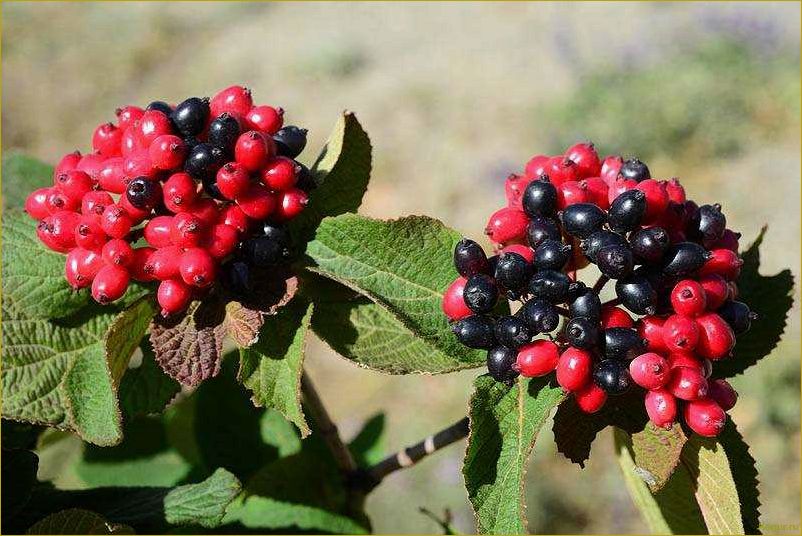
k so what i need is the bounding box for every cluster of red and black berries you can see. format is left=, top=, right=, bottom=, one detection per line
left=25, top=86, right=313, bottom=316
left=442, top=143, right=754, bottom=437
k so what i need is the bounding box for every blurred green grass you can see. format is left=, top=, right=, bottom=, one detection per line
left=2, top=2, right=800, bottom=533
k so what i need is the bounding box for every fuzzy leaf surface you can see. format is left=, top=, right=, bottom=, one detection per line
left=2, top=153, right=53, bottom=210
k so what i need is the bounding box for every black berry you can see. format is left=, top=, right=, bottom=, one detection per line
left=451, top=315, right=496, bottom=349
left=171, top=97, right=210, bottom=137
left=630, top=227, right=670, bottom=265
left=608, top=189, right=646, bottom=233
left=494, top=316, right=532, bottom=349
left=242, top=235, right=291, bottom=267
left=522, top=177, right=557, bottom=218
left=618, top=158, right=650, bottom=182
left=615, top=274, right=658, bottom=315
left=518, top=299, right=560, bottom=333
left=566, top=316, right=599, bottom=349
left=463, top=274, right=499, bottom=314
left=146, top=100, right=173, bottom=116
left=602, top=327, right=647, bottom=360
left=125, top=177, right=160, bottom=210
left=454, top=238, right=490, bottom=277
left=688, top=203, right=726, bottom=246
left=201, top=174, right=227, bottom=201
left=533, top=239, right=571, bottom=271
left=561, top=203, right=607, bottom=238
left=185, top=142, right=224, bottom=181
left=569, top=288, right=602, bottom=320
left=596, top=244, right=634, bottom=279
left=273, top=126, right=308, bottom=158
left=593, top=359, right=631, bottom=394
left=528, top=269, right=571, bottom=303
left=487, top=346, right=519, bottom=383
left=220, top=259, right=253, bottom=298
left=526, top=215, right=562, bottom=248
left=661, top=242, right=710, bottom=277
left=494, top=252, right=532, bottom=293
left=717, top=300, right=757, bottom=335
left=262, top=223, right=291, bottom=247
left=581, top=230, right=627, bottom=262
left=208, top=113, right=241, bottom=151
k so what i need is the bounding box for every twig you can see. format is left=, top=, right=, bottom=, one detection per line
left=593, top=275, right=610, bottom=294
left=363, top=417, right=469, bottom=491
left=554, top=305, right=571, bottom=317
left=301, top=372, right=358, bottom=474
left=602, top=297, right=621, bottom=307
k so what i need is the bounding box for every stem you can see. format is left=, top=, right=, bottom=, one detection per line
left=363, top=417, right=469, bottom=491
left=602, top=297, right=621, bottom=307
left=301, top=372, right=358, bottom=474
left=593, top=275, right=610, bottom=294
left=554, top=305, right=571, bottom=317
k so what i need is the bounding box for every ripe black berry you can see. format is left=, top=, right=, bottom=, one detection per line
left=242, top=235, right=291, bottom=267
left=688, top=203, right=726, bottom=246
left=171, top=97, right=210, bottom=137
left=661, top=242, right=710, bottom=277
left=147, top=100, right=173, bottom=116
left=533, top=239, right=571, bottom=271
left=295, top=163, right=317, bottom=192
left=593, top=359, right=631, bottom=394
left=126, top=177, right=161, bottom=210
left=569, top=288, right=602, bottom=320
left=518, top=299, right=560, bottom=333
left=561, top=203, right=607, bottom=238
left=717, top=300, right=757, bottom=335
left=596, top=244, right=634, bottom=279
left=185, top=142, right=225, bottom=181
left=566, top=317, right=599, bottom=349
left=602, top=327, right=647, bottom=360
left=208, top=113, right=241, bottom=151
left=454, top=238, right=490, bottom=277
left=581, top=230, right=627, bottom=262
left=528, top=269, right=571, bottom=303
left=451, top=315, right=496, bottom=349
left=526, top=216, right=562, bottom=248
left=522, top=177, right=557, bottom=218
left=618, top=158, right=650, bottom=182
left=463, top=274, right=499, bottom=314
left=494, top=316, right=532, bottom=349
left=273, top=126, right=308, bottom=158
left=630, top=227, right=670, bottom=264
left=608, top=189, right=646, bottom=233
left=220, top=259, right=253, bottom=298
left=615, top=274, right=658, bottom=315
left=262, top=222, right=291, bottom=247
left=494, top=252, right=532, bottom=293
left=487, top=346, right=519, bottom=383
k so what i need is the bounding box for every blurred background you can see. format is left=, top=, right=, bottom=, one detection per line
left=3, top=1, right=800, bottom=533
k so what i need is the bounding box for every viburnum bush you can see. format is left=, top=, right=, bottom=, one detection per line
left=1, top=92, right=794, bottom=535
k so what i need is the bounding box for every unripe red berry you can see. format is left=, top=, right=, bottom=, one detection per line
left=144, top=215, right=174, bottom=248
left=564, top=142, right=601, bottom=179
left=219, top=204, right=249, bottom=234
left=574, top=382, right=607, bottom=414
left=144, top=245, right=182, bottom=280
left=670, top=279, right=707, bottom=317
left=46, top=189, right=81, bottom=214
left=91, top=264, right=130, bottom=304
left=699, top=274, right=729, bottom=311
left=92, top=123, right=123, bottom=157
left=556, top=180, right=590, bottom=210
left=234, top=131, right=273, bottom=172
left=179, top=248, right=216, bottom=287
left=708, top=378, right=738, bottom=411
left=148, top=134, right=187, bottom=170
left=120, top=127, right=141, bottom=157
left=504, top=174, right=532, bottom=210
left=97, top=157, right=127, bottom=194
left=137, top=109, right=174, bottom=147
left=556, top=347, right=593, bottom=392
left=607, top=177, right=637, bottom=204
left=210, top=85, right=253, bottom=118
left=629, top=352, right=670, bottom=390
left=637, top=315, right=668, bottom=353
left=600, top=155, right=623, bottom=185
left=442, top=277, right=472, bottom=321
left=170, top=212, right=206, bottom=248
left=158, top=278, right=193, bottom=317
left=245, top=105, right=284, bottom=135
left=524, top=154, right=549, bottom=178
left=635, top=179, right=669, bottom=224
left=74, top=217, right=106, bottom=249
left=275, top=188, right=308, bottom=221
left=662, top=314, right=700, bottom=352
left=484, top=208, right=528, bottom=244
left=101, top=205, right=133, bottom=239
left=601, top=306, right=633, bottom=329
left=667, top=351, right=703, bottom=373
left=583, top=176, right=610, bottom=210
left=545, top=156, right=579, bottom=186
left=129, top=247, right=156, bottom=282
left=698, top=249, right=743, bottom=281
left=204, top=223, right=239, bottom=259
left=37, top=218, right=70, bottom=253
left=663, top=178, right=686, bottom=204
left=54, top=151, right=82, bottom=178
left=216, top=162, right=251, bottom=200
left=118, top=193, right=152, bottom=224
left=644, top=389, right=677, bottom=429
left=55, top=170, right=93, bottom=203
left=48, top=210, right=81, bottom=250
left=500, top=244, right=534, bottom=263
left=116, top=105, right=145, bottom=129
left=667, top=366, right=708, bottom=401
left=123, top=151, right=157, bottom=180
left=76, top=152, right=106, bottom=181
left=64, top=248, right=103, bottom=289
left=515, top=340, right=559, bottom=377
left=237, top=184, right=277, bottom=220
left=695, top=313, right=735, bottom=360
left=163, top=172, right=198, bottom=213
left=684, top=398, right=726, bottom=437
left=81, top=190, right=114, bottom=222
left=102, top=238, right=135, bottom=266
left=188, top=197, right=220, bottom=226
left=25, top=188, right=52, bottom=220
left=261, top=157, right=299, bottom=192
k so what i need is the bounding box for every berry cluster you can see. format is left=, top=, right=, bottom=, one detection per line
left=25, top=86, right=313, bottom=316
left=443, top=142, right=755, bottom=437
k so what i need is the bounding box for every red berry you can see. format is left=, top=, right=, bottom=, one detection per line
left=123, top=151, right=157, bottom=180
left=76, top=152, right=106, bottom=181
left=81, top=191, right=114, bottom=221
left=667, top=366, right=708, bottom=401
left=516, top=340, right=559, bottom=377
left=583, top=176, right=610, bottom=210
left=219, top=204, right=249, bottom=234
left=695, top=313, right=735, bottom=360
left=163, top=172, right=198, bottom=213
left=157, top=278, right=193, bottom=316
left=210, top=85, right=253, bottom=118
left=74, top=217, right=106, bottom=249
left=663, top=178, right=686, bottom=204
left=629, top=352, right=670, bottom=390
left=187, top=197, right=220, bottom=226
left=711, top=229, right=740, bottom=252
left=144, top=215, right=173, bottom=248
left=556, top=180, right=590, bottom=210
left=484, top=207, right=528, bottom=244
left=275, top=188, right=308, bottom=221
left=92, top=123, right=123, bottom=157
left=245, top=105, right=284, bottom=134
left=574, top=383, right=607, bottom=413
left=178, top=248, right=216, bottom=287
left=545, top=156, right=579, bottom=186
left=49, top=211, right=81, bottom=250
left=523, top=154, right=549, bottom=178
left=129, top=247, right=156, bottom=282
left=204, top=224, right=239, bottom=259
left=637, top=315, right=668, bottom=353
left=699, top=274, right=729, bottom=311
left=235, top=131, right=273, bottom=172
left=708, top=379, right=738, bottom=411
left=116, top=105, right=145, bottom=130
left=667, top=351, right=703, bottom=373
left=170, top=212, right=206, bottom=248
left=635, top=179, right=669, bottom=224
left=91, top=264, right=130, bottom=304
left=601, top=306, right=633, bottom=329
left=442, top=277, right=472, bottom=321
left=504, top=174, right=532, bottom=209
left=500, top=244, right=534, bottom=263
left=670, top=279, right=707, bottom=317
left=54, top=151, right=82, bottom=178
left=137, top=109, right=174, bottom=147
left=55, top=170, right=93, bottom=203
left=102, top=237, right=135, bottom=266
left=564, top=142, right=601, bottom=179
left=148, top=134, right=187, bottom=170
left=101, top=205, right=133, bottom=239
left=144, top=245, right=182, bottom=280
left=217, top=162, right=251, bottom=200
left=684, top=398, right=726, bottom=437
left=556, top=347, right=593, bottom=392
left=237, top=184, right=277, bottom=220
left=120, top=127, right=142, bottom=156
left=600, top=155, right=623, bottom=185
left=25, top=188, right=52, bottom=220
left=64, top=248, right=103, bottom=289
left=118, top=193, right=152, bottom=224
left=644, top=389, right=677, bottom=428
left=662, top=314, right=700, bottom=352
left=97, top=157, right=127, bottom=194
left=698, top=249, right=743, bottom=281
left=261, top=157, right=298, bottom=192
left=37, top=218, right=70, bottom=253
left=46, top=189, right=80, bottom=214
left=607, top=177, right=638, bottom=204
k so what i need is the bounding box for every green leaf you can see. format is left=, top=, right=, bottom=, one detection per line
left=629, top=423, right=688, bottom=492
left=715, top=420, right=761, bottom=534
left=118, top=340, right=180, bottom=420
left=2, top=448, right=39, bottom=522
left=714, top=227, right=794, bottom=378
left=290, top=111, right=372, bottom=245
left=463, top=375, right=565, bottom=534
left=2, top=153, right=53, bottom=210
left=306, top=214, right=492, bottom=368
left=104, top=296, right=158, bottom=387
left=309, top=275, right=483, bottom=374
left=238, top=300, right=313, bottom=437
left=26, top=509, right=134, bottom=535
left=163, top=468, right=242, bottom=528
left=614, top=429, right=707, bottom=534
left=349, top=413, right=386, bottom=467
left=2, top=209, right=90, bottom=319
